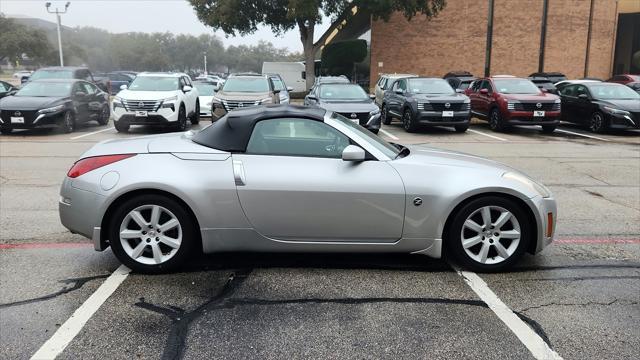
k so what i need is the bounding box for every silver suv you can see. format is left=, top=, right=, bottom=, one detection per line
left=210, top=73, right=280, bottom=117
left=374, top=73, right=417, bottom=107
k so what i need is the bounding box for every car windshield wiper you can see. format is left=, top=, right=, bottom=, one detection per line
left=394, top=145, right=410, bottom=159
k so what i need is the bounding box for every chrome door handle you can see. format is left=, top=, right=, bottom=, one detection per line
left=233, top=160, right=246, bottom=186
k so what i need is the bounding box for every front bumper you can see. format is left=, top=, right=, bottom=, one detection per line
left=529, top=195, right=557, bottom=253
left=112, top=106, right=178, bottom=125
left=606, top=112, right=639, bottom=129
left=504, top=110, right=561, bottom=125
left=416, top=110, right=470, bottom=126
left=0, top=110, right=66, bottom=129
left=363, top=114, right=381, bottom=131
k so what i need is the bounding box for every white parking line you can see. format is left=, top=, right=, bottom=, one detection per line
left=455, top=268, right=563, bottom=360
left=468, top=129, right=508, bottom=142
left=30, top=265, right=131, bottom=360
left=555, top=129, right=610, bottom=142
left=69, top=127, right=114, bottom=140
left=379, top=128, right=399, bottom=140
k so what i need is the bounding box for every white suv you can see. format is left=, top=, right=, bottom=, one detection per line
left=112, top=72, right=200, bottom=132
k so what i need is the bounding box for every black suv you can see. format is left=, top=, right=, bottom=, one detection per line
left=444, top=71, right=476, bottom=91
left=528, top=72, right=567, bottom=84
left=381, top=77, right=471, bottom=133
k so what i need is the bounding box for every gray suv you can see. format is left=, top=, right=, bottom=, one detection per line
left=381, top=77, right=471, bottom=133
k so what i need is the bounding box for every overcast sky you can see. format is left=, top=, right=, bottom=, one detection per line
left=0, top=0, right=330, bottom=52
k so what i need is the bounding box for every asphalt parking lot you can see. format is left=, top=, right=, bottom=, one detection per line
left=1, top=117, right=638, bottom=359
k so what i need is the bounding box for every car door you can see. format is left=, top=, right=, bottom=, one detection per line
left=183, top=76, right=197, bottom=110
left=72, top=82, right=90, bottom=121
left=80, top=82, right=102, bottom=119
left=387, top=79, right=404, bottom=116
left=558, top=84, right=577, bottom=122
left=232, top=117, right=406, bottom=242
left=574, top=85, right=593, bottom=124
left=375, top=77, right=387, bottom=106
left=478, top=80, right=494, bottom=116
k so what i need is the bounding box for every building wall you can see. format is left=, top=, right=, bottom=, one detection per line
left=370, top=0, right=618, bottom=87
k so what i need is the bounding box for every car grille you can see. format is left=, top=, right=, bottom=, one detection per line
left=1, top=110, right=38, bottom=125
left=222, top=100, right=260, bottom=112
left=418, top=102, right=470, bottom=111
left=122, top=100, right=161, bottom=112
left=514, top=102, right=559, bottom=111
left=337, top=112, right=369, bottom=125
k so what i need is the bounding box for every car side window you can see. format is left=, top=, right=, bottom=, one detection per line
left=246, top=118, right=350, bottom=159
left=471, top=80, right=481, bottom=92
left=480, top=80, right=492, bottom=92
left=560, top=84, right=576, bottom=97
left=73, top=83, right=88, bottom=95
left=81, top=82, right=97, bottom=94
left=398, top=79, right=407, bottom=92
left=380, top=78, right=388, bottom=90
left=179, top=77, right=187, bottom=89
left=0, top=82, right=7, bottom=91
left=184, top=77, right=192, bottom=87
left=575, top=85, right=588, bottom=97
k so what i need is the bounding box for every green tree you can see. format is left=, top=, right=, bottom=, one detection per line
left=188, top=0, right=446, bottom=89
left=0, top=14, right=52, bottom=65
left=321, top=39, right=367, bottom=76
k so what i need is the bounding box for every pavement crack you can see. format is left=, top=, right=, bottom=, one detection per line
left=0, top=274, right=109, bottom=309
left=517, top=275, right=640, bottom=282
left=518, top=299, right=638, bottom=313
left=221, top=296, right=487, bottom=309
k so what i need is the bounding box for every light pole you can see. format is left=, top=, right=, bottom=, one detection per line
left=203, top=51, right=207, bottom=75
left=46, top=2, right=70, bottom=67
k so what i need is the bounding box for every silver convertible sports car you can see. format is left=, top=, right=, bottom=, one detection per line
left=59, top=105, right=557, bottom=273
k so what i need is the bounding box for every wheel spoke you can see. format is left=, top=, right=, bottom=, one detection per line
left=464, top=219, right=483, bottom=233
left=493, top=211, right=511, bottom=230
left=463, top=236, right=483, bottom=249
left=150, top=205, right=161, bottom=228
left=481, top=207, right=492, bottom=228
left=158, top=218, right=179, bottom=232
left=120, top=229, right=143, bottom=239
left=159, top=235, right=180, bottom=249
left=130, top=210, right=147, bottom=228
left=501, top=230, right=521, bottom=239
left=478, top=242, right=490, bottom=263
left=130, top=241, right=147, bottom=259
left=494, top=241, right=510, bottom=259
left=151, top=243, right=163, bottom=264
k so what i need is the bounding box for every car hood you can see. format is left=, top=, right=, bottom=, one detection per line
left=412, top=93, right=468, bottom=101
left=215, top=91, right=271, bottom=101
left=500, top=93, right=559, bottom=101
left=0, top=96, right=67, bottom=110
left=117, top=90, right=178, bottom=100
left=401, top=145, right=516, bottom=172
left=317, top=101, right=378, bottom=113
left=80, top=131, right=227, bottom=159
left=597, top=99, right=640, bottom=112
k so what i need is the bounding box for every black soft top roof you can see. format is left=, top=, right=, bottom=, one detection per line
left=192, top=104, right=327, bottom=152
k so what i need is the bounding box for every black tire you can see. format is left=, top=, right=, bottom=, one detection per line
left=445, top=196, right=531, bottom=272
left=541, top=125, right=556, bottom=133
left=61, top=111, right=76, bottom=134
left=381, top=104, right=392, bottom=125
left=114, top=120, right=129, bottom=132
left=190, top=101, right=200, bottom=125
left=454, top=124, right=469, bottom=133
left=402, top=108, right=418, bottom=133
left=489, top=108, right=505, bottom=132
left=0, top=127, right=13, bottom=135
left=97, top=105, right=110, bottom=126
left=175, top=105, right=187, bottom=132
left=108, top=194, right=197, bottom=274
left=588, top=111, right=607, bottom=133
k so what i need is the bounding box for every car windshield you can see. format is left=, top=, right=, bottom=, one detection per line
left=222, top=77, right=269, bottom=92
left=129, top=76, right=179, bottom=91
left=330, top=112, right=400, bottom=159
left=459, top=80, right=473, bottom=90
left=193, top=82, right=216, bottom=96
left=589, top=84, right=640, bottom=100
left=319, top=84, right=368, bottom=100
left=16, top=82, right=72, bottom=97
left=270, top=77, right=285, bottom=91
left=29, top=70, right=74, bottom=81
left=409, top=78, right=455, bottom=94
left=493, top=79, right=541, bottom=94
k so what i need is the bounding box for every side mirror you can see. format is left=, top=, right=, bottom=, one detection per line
left=394, top=89, right=404, bottom=95
left=307, top=95, right=317, bottom=101
left=342, top=145, right=366, bottom=162
left=119, top=84, right=128, bottom=90
left=369, top=94, right=376, bottom=99
left=273, top=89, right=281, bottom=94
left=286, top=86, right=294, bottom=92
left=480, top=88, right=489, bottom=95
left=578, top=94, right=588, bottom=100
left=182, top=85, right=192, bottom=92
left=540, top=88, right=548, bottom=93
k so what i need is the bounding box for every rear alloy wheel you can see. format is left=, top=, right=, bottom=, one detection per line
left=381, top=105, right=392, bottom=125
left=447, top=196, right=530, bottom=272
left=454, top=124, right=469, bottom=133
left=109, top=195, right=195, bottom=273
left=176, top=105, right=187, bottom=132
left=190, top=101, right=200, bottom=125
left=588, top=111, right=607, bottom=133
left=541, top=125, right=556, bottom=133
left=61, top=111, right=76, bottom=133
left=489, top=108, right=504, bottom=132
left=402, top=108, right=418, bottom=133
left=97, top=105, right=110, bottom=125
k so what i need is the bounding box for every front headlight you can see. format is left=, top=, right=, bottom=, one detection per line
left=369, top=108, right=380, bottom=116
left=603, top=106, right=630, bottom=116
left=113, top=96, right=123, bottom=104
left=161, top=95, right=178, bottom=103
left=502, top=172, right=551, bottom=198
left=38, top=104, right=65, bottom=114
left=554, top=99, right=561, bottom=103
left=211, top=95, right=222, bottom=104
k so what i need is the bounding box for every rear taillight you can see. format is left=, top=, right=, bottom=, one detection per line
left=67, top=154, right=135, bottom=178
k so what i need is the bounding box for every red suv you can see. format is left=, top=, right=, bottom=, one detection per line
left=606, top=74, right=640, bottom=85
left=465, top=76, right=561, bottom=133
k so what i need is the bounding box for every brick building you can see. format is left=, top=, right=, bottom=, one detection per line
left=368, top=0, right=639, bottom=86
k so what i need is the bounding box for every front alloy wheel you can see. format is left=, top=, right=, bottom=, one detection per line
left=589, top=112, right=606, bottom=133
left=62, top=111, right=75, bottom=133
left=381, top=105, right=392, bottom=125
left=402, top=108, right=418, bottom=132
left=98, top=105, right=110, bottom=125
left=191, top=101, right=200, bottom=125
left=176, top=105, right=187, bottom=131
left=489, top=109, right=504, bottom=132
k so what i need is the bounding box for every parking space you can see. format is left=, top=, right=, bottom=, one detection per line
left=1, top=117, right=638, bottom=359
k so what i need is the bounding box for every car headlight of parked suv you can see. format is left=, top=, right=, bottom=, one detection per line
left=38, top=104, right=65, bottom=114
left=602, top=106, right=630, bottom=116
left=160, top=96, right=177, bottom=111
left=113, top=97, right=124, bottom=110
left=503, top=171, right=551, bottom=198
left=369, top=108, right=381, bottom=116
